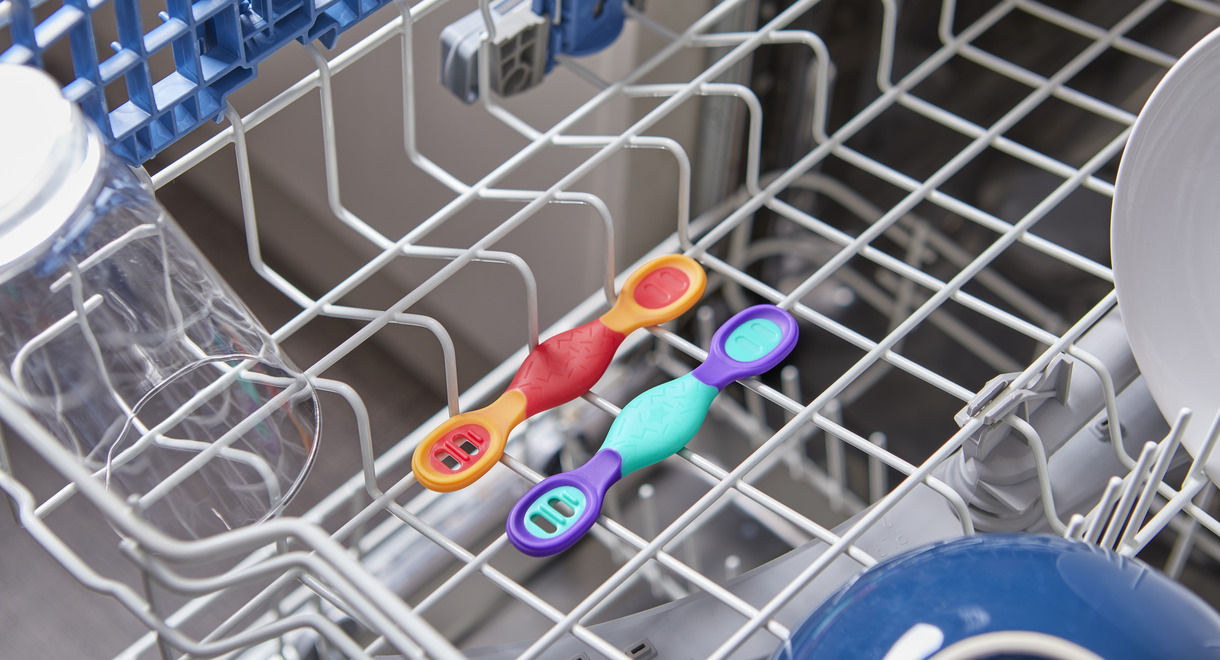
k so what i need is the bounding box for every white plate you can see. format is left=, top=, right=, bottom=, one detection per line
left=1112, top=27, right=1220, bottom=482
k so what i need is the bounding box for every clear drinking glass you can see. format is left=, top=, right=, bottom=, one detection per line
left=0, top=64, right=319, bottom=539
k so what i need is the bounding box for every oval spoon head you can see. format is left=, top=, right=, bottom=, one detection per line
left=507, top=449, right=623, bottom=556
left=412, top=390, right=526, bottom=491
left=691, top=305, right=800, bottom=390
left=599, top=255, right=706, bottom=335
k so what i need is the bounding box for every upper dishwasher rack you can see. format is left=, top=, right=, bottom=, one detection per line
left=0, top=0, right=397, bottom=163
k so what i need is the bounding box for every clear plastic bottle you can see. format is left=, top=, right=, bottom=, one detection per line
left=0, top=64, right=319, bottom=539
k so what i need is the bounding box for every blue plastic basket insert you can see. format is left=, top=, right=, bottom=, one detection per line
left=0, top=0, right=395, bottom=163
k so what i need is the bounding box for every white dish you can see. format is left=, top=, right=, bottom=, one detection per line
left=1112, top=27, right=1220, bottom=482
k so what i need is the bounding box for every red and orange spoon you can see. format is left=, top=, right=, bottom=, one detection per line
left=411, top=254, right=706, bottom=492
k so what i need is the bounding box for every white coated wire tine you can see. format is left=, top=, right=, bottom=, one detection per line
left=939, top=0, right=982, bottom=44
left=304, top=40, right=544, bottom=356
left=1165, top=487, right=1216, bottom=579
left=823, top=399, right=847, bottom=512
left=743, top=387, right=767, bottom=441
left=308, top=378, right=379, bottom=498
left=639, top=483, right=658, bottom=541
left=1118, top=410, right=1190, bottom=554
left=0, top=425, right=17, bottom=524
left=868, top=431, right=888, bottom=504
left=888, top=218, right=930, bottom=334
left=636, top=483, right=670, bottom=599
left=1063, top=345, right=1130, bottom=467
left=1006, top=416, right=1066, bottom=533
left=1129, top=478, right=1213, bottom=556
left=619, top=81, right=764, bottom=194
left=1120, top=406, right=1220, bottom=546
left=696, top=306, right=716, bottom=350
left=222, top=103, right=316, bottom=310
left=555, top=133, right=693, bottom=246
left=780, top=366, right=802, bottom=421
left=1084, top=477, right=1126, bottom=544
left=1101, top=442, right=1158, bottom=549
left=579, top=388, right=622, bottom=417
left=1126, top=409, right=1220, bottom=553
left=321, top=305, right=462, bottom=414
left=724, top=554, right=742, bottom=580
left=397, top=3, right=470, bottom=193
left=479, top=188, right=617, bottom=304
left=1188, top=407, right=1220, bottom=484
left=138, top=558, right=174, bottom=660
left=877, top=0, right=899, bottom=88
left=780, top=366, right=808, bottom=480
left=675, top=30, right=832, bottom=143
left=1064, top=514, right=1087, bottom=540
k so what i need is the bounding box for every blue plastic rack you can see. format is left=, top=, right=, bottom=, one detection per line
left=1, top=0, right=395, bottom=163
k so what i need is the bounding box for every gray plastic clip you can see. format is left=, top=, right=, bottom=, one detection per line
left=955, top=356, right=1072, bottom=459
left=440, top=0, right=550, bottom=103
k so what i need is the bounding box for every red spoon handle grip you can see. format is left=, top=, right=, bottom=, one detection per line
left=508, top=319, right=625, bottom=416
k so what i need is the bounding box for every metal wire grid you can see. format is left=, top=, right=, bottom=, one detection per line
left=4, top=0, right=1220, bottom=657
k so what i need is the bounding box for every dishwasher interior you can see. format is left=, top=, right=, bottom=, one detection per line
left=3, top=0, right=1220, bottom=657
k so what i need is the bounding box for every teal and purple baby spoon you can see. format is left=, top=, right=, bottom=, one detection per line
left=507, top=304, right=799, bottom=556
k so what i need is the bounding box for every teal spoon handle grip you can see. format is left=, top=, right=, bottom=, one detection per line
left=602, top=373, right=719, bottom=475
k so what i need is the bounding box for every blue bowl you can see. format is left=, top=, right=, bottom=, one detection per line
left=774, top=534, right=1220, bottom=660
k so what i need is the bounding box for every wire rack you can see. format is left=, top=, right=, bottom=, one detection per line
left=4, top=0, right=1220, bottom=658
